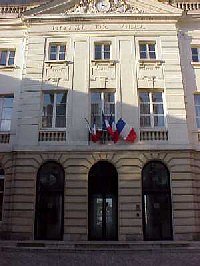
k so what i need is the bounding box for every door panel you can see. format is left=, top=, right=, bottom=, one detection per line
left=89, top=194, right=117, bottom=240
left=89, top=195, right=103, bottom=240
left=35, top=192, right=63, bottom=240
left=143, top=193, right=172, bottom=240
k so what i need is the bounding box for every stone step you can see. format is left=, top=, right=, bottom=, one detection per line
left=1, top=240, right=200, bottom=252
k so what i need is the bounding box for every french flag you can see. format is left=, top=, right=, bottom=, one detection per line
left=116, top=118, right=137, bottom=143
left=104, top=116, right=114, bottom=137
left=103, top=113, right=119, bottom=143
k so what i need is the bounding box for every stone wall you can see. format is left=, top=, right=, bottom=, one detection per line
left=0, top=150, right=198, bottom=241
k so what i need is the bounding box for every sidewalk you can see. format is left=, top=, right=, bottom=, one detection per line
left=0, top=241, right=200, bottom=266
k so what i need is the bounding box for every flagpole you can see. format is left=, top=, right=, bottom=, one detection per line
left=119, top=46, right=123, bottom=119
left=85, top=118, right=91, bottom=145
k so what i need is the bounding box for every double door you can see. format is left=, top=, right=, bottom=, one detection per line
left=89, top=194, right=117, bottom=240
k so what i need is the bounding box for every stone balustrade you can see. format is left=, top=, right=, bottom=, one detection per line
left=0, top=6, right=28, bottom=14
left=0, top=133, right=10, bottom=144
left=38, top=131, right=66, bottom=142
left=140, top=130, right=168, bottom=141
left=175, top=2, right=200, bottom=11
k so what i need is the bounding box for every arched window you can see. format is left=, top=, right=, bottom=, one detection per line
left=35, top=161, right=64, bottom=240
left=0, top=168, right=5, bottom=221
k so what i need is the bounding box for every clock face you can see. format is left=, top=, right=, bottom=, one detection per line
left=96, top=0, right=110, bottom=12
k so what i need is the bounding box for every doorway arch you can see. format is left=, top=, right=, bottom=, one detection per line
left=88, top=160, right=118, bottom=240
left=142, top=160, right=173, bottom=241
left=34, top=161, right=64, bottom=240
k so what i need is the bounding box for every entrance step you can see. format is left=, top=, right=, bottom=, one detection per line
left=1, top=241, right=200, bottom=252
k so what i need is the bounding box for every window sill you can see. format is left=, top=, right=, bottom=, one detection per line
left=140, top=128, right=167, bottom=131
left=40, top=128, right=66, bottom=131
left=44, top=60, right=72, bottom=65
left=91, top=59, right=118, bottom=66
left=191, top=62, right=200, bottom=68
left=0, top=65, right=19, bottom=71
left=138, top=59, right=164, bottom=66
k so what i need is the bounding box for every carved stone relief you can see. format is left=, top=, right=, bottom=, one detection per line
left=65, top=0, right=154, bottom=15
left=137, top=61, right=164, bottom=89
left=90, top=60, right=116, bottom=88
left=43, top=62, right=70, bottom=86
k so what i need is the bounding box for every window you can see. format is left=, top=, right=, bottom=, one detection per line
left=0, top=50, right=15, bottom=66
left=0, top=168, right=4, bottom=221
left=194, top=94, right=200, bottom=128
left=191, top=47, right=200, bottom=62
left=42, top=92, right=67, bottom=129
left=94, top=43, right=110, bottom=60
left=139, top=91, right=165, bottom=128
left=91, top=92, right=115, bottom=128
left=49, top=44, right=66, bottom=61
left=139, top=42, right=156, bottom=59
left=0, top=95, right=14, bottom=131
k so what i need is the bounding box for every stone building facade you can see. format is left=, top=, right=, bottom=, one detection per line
left=0, top=0, right=200, bottom=242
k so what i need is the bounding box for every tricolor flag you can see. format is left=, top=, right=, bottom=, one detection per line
left=109, top=114, right=119, bottom=143
left=102, top=113, right=119, bottom=142
left=85, top=118, right=101, bottom=143
left=116, top=118, right=137, bottom=143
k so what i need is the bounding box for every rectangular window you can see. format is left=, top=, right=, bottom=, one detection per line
left=49, top=44, right=66, bottom=61
left=191, top=47, right=200, bottom=62
left=194, top=94, right=200, bottom=128
left=0, top=95, right=14, bottom=131
left=139, top=91, right=165, bottom=128
left=139, top=42, right=156, bottom=59
left=42, top=92, right=67, bottom=129
left=0, top=168, right=4, bottom=221
left=91, top=92, right=115, bottom=128
left=94, top=43, right=110, bottom=60
left=0, top=50, right=15, bottom=66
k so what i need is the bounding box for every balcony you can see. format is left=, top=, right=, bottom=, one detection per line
left=39, top=130, right=66, bottom=142
left=0, top=132, right=10, bottom=144
left=140, top=130, right=168, bottom=141
left=175, top=2, right=200, bottom=11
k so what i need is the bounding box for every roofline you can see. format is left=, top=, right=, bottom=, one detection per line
left=22, top=12, right=183, bottom=22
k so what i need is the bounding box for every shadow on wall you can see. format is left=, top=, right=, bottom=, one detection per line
left=0, top=71, right=189, bottom=149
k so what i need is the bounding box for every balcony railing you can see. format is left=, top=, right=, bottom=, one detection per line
left=175, top=2, right=200, bottom=11
left=140, top=130, right=168, bottom=141
left=0, top=133, right=10, bottom=144
left=89, top=130, right=113, bottom=144
left=0, top=6, right=28, bottom=14
left=39, top=130, right=66, bottom=142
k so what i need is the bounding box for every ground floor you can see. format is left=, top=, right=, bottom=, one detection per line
left=0, top=149, right=200, bottom=241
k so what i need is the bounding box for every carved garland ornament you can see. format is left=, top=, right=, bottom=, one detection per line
left=65, top=0, right=146, bottom=14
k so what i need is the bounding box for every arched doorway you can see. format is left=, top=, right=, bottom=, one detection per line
left=142, top=161, right=173, bottom=241
left=34, top=161, right=64, bottom=240
left=88, top=161, right=118, bottom=241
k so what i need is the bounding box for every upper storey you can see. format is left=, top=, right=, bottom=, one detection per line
left=0, top=0, right=193, bottom=151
